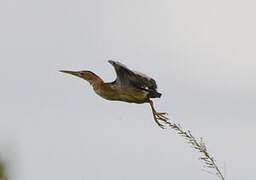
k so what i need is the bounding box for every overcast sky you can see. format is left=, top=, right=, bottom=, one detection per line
left=0, top=0, right=255, bottom=179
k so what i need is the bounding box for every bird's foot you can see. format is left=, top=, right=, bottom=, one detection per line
left=149, top=100, right=169, bottom=129
left=152, top=111, right=169, bottom=129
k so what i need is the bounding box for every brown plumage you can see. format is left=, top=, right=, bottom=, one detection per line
left=60, top=60, right=168, bottom=128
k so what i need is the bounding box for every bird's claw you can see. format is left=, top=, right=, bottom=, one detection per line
left=156, top=121, right=165, bottom=129
left=159, top=112, right=168, bottom=115
left=149, top=100, right=169, bottom=129
left=152, top=111, right=169, bottom=129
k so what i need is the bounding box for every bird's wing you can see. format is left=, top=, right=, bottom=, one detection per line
left=108, top=60, right=157, bottom=90
left=132, top=71, right=157, bottom=89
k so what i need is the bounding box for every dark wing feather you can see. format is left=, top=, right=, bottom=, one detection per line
left=133, top=71, right=157, bottom=90
left=108, top=60, right=157, bottom=90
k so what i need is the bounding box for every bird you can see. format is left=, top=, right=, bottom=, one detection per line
left=60, top=60, right=168, bottom=128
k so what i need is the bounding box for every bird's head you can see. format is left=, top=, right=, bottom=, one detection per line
left=60, top=70, right=100, bottom=85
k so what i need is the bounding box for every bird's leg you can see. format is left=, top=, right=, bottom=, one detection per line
left=149, top=100, right=169, bottom=129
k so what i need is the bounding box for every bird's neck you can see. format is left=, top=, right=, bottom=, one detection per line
left=88, top=75, right=104, bottom=90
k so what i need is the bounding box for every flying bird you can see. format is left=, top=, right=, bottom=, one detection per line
left=60, top=60, right=168, bottom=128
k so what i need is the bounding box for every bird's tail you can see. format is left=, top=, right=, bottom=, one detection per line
left=148, top=91, right=162, bottom=98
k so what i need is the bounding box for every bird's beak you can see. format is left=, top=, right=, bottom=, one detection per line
left=59, top=70, right=81, bottom=77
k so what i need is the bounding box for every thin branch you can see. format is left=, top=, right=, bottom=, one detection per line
left=161, top=120, right=225, bottom=180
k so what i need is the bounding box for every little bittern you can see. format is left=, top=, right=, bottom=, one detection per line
left=60, top=60, right=168, bottom=128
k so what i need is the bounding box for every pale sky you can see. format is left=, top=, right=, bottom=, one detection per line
left=0, top=0, right=255, bottom=180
